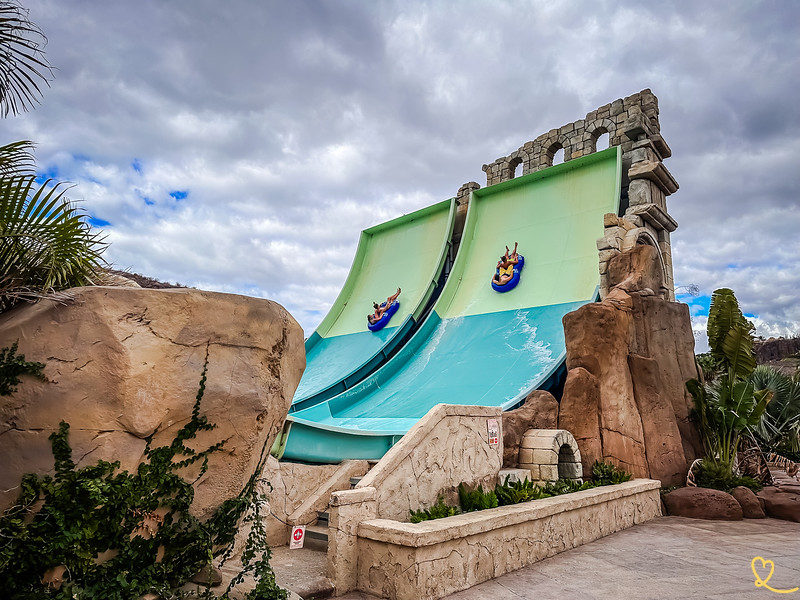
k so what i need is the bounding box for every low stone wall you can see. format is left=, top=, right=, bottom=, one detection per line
left=356, top=404, right=504, bottom=522
left=354, top=479, right=661, bottom=600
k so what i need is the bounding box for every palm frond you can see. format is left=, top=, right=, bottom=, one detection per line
left=0, top=174, right=107, bottom=310
left=0, top=1, right=54, bottom=117
left=0, top=140, right=35, bottom=176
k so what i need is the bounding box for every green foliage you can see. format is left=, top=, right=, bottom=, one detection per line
left=494, top=476, right=548, bottom=506
left=0, top=173, right=107, bottom=311
left=0, top=357, right=286, bottom=600
left=0, top=1, right=54, bottom=117
left=409, top=497, right=460, bottom=523
left=0, top=341, right=44, bottom=396
left=590, top=460, right=632, bottom=485
left=749, top=366, right=800, bottom=453
left=687, top=288, right=771, bottom=476
left=457, top=483, right=498, bottom=512
left=694, top=459, right=763, bottom=493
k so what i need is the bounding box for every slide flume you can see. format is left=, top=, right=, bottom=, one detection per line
left=292, top=199, right=456, bottom=410
left=279, top=147, right=621, bottom=463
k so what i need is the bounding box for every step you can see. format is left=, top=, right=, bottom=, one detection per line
left=304, top=524, right=329, bottom=552
left=317, top=511, right=329, bottom=527
left=349, top=476, right=362, bottom=488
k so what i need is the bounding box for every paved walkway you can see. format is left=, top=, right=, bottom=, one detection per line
left=339, top=516, right=800, bottom=599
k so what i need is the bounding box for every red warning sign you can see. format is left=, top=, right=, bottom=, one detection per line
left=290, top=525, right=306, bottom=549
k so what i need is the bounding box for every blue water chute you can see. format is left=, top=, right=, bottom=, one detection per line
left=491, top=255, right=525, bottom=293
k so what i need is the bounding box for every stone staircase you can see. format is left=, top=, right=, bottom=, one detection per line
left=303, top=475, right=364, bottom=552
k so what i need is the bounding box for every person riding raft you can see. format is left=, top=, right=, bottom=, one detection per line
left=367, top=287, right=401, bottom=325
left=492, top=242, right=519, bottom=286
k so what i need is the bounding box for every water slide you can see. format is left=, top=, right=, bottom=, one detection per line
left=276, top=146, right=621, bottom=463
left=291, top=199, right=456, bottom=410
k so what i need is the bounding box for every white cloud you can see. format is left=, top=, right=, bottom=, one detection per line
left=4, top=0, right=799, bottom=341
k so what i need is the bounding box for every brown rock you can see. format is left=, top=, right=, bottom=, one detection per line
left=757, top=487, right=800, bottom=522
left=0, top=286, right=305, bottom=517
left=562, top=300, right=648, bottom=478
left=662, top=487, right=743, bottom=520
left=190, top=564, right=223, bottom=587
left=628, top=354, right=687, bottom=486
left=558, top=244, right=703, bottom=484
left=558, top=367, right=602, bottom=476
left=731, top=486, right=766, bottom=519
left=502, top=390, right=558, bottom=466
left=607, top=244, right=664, bottom=295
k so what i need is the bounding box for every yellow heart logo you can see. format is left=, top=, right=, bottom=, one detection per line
left=752, top=556, right=799, bottom=594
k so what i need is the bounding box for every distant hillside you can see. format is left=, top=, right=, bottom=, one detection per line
left=754, top=336, right=800, bottom=375
left=107, top=269, right=187, bottom=289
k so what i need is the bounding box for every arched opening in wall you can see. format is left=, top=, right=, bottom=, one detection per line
left=557, top=443, right=581, bottom=480
left=595, top=132, right=610, bottom=151
left=509, top=157, right=523, bottom=179
left=552, top=148, right=565, bottom=166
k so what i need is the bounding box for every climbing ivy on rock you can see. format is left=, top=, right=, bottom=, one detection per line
left=0, top=352, right=287, bottom=600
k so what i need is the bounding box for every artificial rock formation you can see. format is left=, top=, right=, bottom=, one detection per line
left=558, top=245, right=703, bottom=486
left=0, top=286, right=305, bottom=517
left=501, top=389, right=558, bottom=467
left=662, top=487, right=743, bottom=521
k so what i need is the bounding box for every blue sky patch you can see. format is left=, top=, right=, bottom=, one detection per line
left=132, top=159, right=143, bottom=174
left=678, top=294, right=711, bottom=317
left=169, top=190, right=189, bottom=200
left=88, top=216, right=111, bottom=227
left=35, top=166, right=60, bottom=184
left=144, top=197, right=155, bottom=206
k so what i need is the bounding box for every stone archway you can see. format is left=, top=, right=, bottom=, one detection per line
left=518, top=429, right=583, bottom=484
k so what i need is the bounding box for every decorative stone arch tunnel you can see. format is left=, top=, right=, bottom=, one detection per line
left=517, top=429, right=583, bottom=484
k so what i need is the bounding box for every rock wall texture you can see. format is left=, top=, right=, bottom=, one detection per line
left=0, top=286, right=305, bottom=517
left=501, top=389, right=558, bottom=467
left=356, top=404, right=504, bottom=523
left=557, top=245, right=703, bottom=487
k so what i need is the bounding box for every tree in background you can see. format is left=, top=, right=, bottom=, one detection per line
left=687, top=288, right=772, bottom=479
left=0, top=1, right=106, bottom=312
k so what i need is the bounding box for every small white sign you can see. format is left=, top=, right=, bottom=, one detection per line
left=290, top=525, right=306, bottom=549
left=487, top=418, right=499, bottom=447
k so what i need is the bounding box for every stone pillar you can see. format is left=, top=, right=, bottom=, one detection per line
left=327, top=486, right=377, bottom=595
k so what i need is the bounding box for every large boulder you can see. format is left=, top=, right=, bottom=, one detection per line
left=662, top=487, right=743, bottom=520
left=557, top=245, right=703, bottom=486
left=501, top=390, right=558, bottom=466
left=757, top=487, right=800, bottom=522
left=0, top=286, right=305, bottom=517
left=557, top=367, right=602, bottom=477
left=731, top=486, right=766, bottom=519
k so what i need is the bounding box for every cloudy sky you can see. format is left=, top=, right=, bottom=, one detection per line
left=5, top=0, right=799, bottom=348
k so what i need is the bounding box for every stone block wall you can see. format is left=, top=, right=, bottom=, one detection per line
left=517, top=429, right=583, bottom=484
left=463, top=89, right=679, bottom=301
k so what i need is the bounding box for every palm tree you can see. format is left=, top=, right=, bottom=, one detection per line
left=1, top=1, right=106, bottom=311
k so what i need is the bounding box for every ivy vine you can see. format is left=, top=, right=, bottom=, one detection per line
left=0, top=348, right=287, bottom=599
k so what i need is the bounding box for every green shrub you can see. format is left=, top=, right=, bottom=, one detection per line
left=495, top=476, right=548, bottom=506
left=0, top=341, right=45, bottom=396
left=694, top=459, right=763, bottom=493
left=457, top=483, right=498, bottom=512
left=590, top=460, right=632, bottom=485
left=0, top=356, right=286, bottom=600
left=409, top=497, right=460, bottom=523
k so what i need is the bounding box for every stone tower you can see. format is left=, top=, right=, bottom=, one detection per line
left=457, top=89, right=679, bottom=301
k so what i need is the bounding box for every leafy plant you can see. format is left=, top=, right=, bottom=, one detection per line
left=0, top=357, right=287, bottom=599
left=0, top=174, right=107, bottom=311
left=694, top=459, right=762, bottom=493
left=458, top=483, right=498, bottom=512
left=687, top=288, right=771, bottom=478
left=0, top=341, right=44, bottom=395
left=0, top=0, right=54, bottom=117
left=590, top=460, right=632, bottom=485
left=409, top=497, right=460, bottom=523
left=748, top=366, right=800, bottom=453
left=495, top=476, right=548, bottom=506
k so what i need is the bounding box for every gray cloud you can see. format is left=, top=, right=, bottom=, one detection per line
left=5, top=0, right=799, bottom=341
